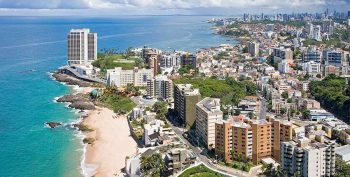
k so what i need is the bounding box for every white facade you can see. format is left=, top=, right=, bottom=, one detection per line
left=302, top=61, right=321, bottom=74
left=281, top=140, right=336, bottom=177
left=106, top=67, right=153, bottom=87
left=67, top=28, right=97, bottom=66
left=144, top=120, right=163, bottom=146
left=160, top=53, right=181, bottom=73
left=146, top=75, right=173, bottom=102
left=248, top=41, right=259, bottom=57
left=278, top=60, right=290, bottom=73
left=195, top=97, right=223, bottom=149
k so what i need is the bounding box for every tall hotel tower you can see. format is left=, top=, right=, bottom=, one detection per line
left=67, top=28, right=97, bottom=66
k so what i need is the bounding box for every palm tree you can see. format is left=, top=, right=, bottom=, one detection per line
left=274, top=165, right=287, bottom=177
left=140, top=153, right=165, bottom=177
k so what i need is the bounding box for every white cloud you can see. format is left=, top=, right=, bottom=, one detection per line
left=0, top=0, right=348, bottom=15
left=0, top=0, right=347, bottom=9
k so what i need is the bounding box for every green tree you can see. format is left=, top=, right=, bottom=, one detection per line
left=281, top=91, right=289, bottom=99
left=140, top=153, right=166, bottom=177
left=153, top=101, right=168, bottom=120
left=280, top=108, right=286, bottom=116
left=334, top=157, right=350, bottom=177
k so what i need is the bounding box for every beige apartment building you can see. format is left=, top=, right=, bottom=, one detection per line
left=215, top=118, right=253, bottom=162
left=106, top=67, right=153, bottom=87
left=269, top=118, right=293, bottom=162
left=67, top=28, right=97, bottom=65
left=195, top=97, right=223, bottom=149
left=250, top=119, right=272, bottom=165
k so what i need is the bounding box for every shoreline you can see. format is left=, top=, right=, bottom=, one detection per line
left=82, top=107, right=138, bottom=177
left=51, top=72, right=138, bottom=177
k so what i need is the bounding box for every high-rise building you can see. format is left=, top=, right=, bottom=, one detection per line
left=303, top=47, right=322, bottom=63
left=270, top=118, right=293, bottom=162
left=273, top=47, right=293, bottom=63
left=313, top=25, right=322, bottom=41
left=180, top=53, right=197, bottom=68
left=323, top=50, right=343, bottom=65
left=216, top=117, right=271, bottom=162
left=174, top=84, right=201, bottom=129
left=281, top=139, right=336, bottom=177
left=215, top=117, right=253, bottom=162
left=250, top=119, right=272, bottom=165
left=106, top=67, right=153, bottom=87
left=67, top=28, right=97, bottom=66
left=306, top=23, right=314, bottom=39
left=146, top=75, right=173, bottom=102
left=195, top=97, right=223, bottom=149
left=266, top=24, right=274, bottom=32
left=248, top=41, right=259, bottom=57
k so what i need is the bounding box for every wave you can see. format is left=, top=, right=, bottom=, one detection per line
left=0, top=40, right=66, bottom=49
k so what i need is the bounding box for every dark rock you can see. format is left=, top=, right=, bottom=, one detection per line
left=69, top=101, right=95, bottom=110
left=52, top=72, right=91, bottom=87
left=57, top=94, right=89, bottom=103
left=46, top=122, right=62, bottom=128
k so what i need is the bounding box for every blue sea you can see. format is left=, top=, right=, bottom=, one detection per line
left=0, top=16, right=236, bottom=177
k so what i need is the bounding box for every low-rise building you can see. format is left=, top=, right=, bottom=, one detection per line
left=143, top=120, right=163, bottom=146
left=106, top=67, right=153, bottom=87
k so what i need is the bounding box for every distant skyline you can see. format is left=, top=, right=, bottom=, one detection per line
left=0, top=0, right=349, bottom=16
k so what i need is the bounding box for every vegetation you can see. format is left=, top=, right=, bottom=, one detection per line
left=260, top=163, right=288, bottom=177
left=174, top=77, right=256, bottom=105
left=76, top=123, right=94, bottom=132
left=179, top=164, right=225, bottom=177
left=309, top=74, right=350, bottom=121
left=178, top=65, right=194, bottom=75
left=140, top=153, right=166, bottom=177
left=97, top=90, right=136, bottom=114
left=213, top=51, right=230, bottom=60
left=302, top=38, right=343, bottom=47
left=152, top=101, right=168, bottom=121
left=335, top=156, right=350, bottom=177
left=92, top=53, right=144, bottom=73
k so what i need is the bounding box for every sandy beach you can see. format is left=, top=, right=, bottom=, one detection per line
left=83, top=107, right=138, bottom=177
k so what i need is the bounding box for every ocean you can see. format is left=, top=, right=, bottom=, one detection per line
left=0, top=16, right=236, bottom=177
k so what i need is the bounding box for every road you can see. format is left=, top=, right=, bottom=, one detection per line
left=258, top=92, right=267, bottom=120
left=167, top=116, right=259, bottom=177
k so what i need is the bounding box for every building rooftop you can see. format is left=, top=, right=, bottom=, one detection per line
left=197, top=97, right=222, bottom=113
left=335, top=145, right=350, bottom=162
left=176, top=84, right=200, bottom=96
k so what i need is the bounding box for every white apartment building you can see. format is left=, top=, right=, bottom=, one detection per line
left=106, top=67, right=153, bottom=87
left=302, top=61, right=321, bottom=75
left=281, top=139, right=336, bottom=177
left=67, top=28, right=97, bottom=65
left=146, top=75, right=173, bottom=102
left=196, top=97, right=223, bottom=149
left=160, top=53, right=181, bottom=73
left=278, top=60, right=290, bottom=74
left=144, top=120, right=163, bottom=146
left=248, top=41, right=259, bottom=57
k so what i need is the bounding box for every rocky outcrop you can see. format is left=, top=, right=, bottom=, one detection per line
left=52, top=72, right=91, bottom=87
left=69, top=101, right=95, bottom=110
left=57, top=94, right=95, bottom=110
left=46, top=122, right=62, bottom=128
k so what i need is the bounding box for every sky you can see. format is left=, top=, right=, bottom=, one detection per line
left=0, top=0, right=349, bottom=16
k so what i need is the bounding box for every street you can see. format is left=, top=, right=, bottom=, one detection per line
left=167, top=115, right=260, bottom=177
